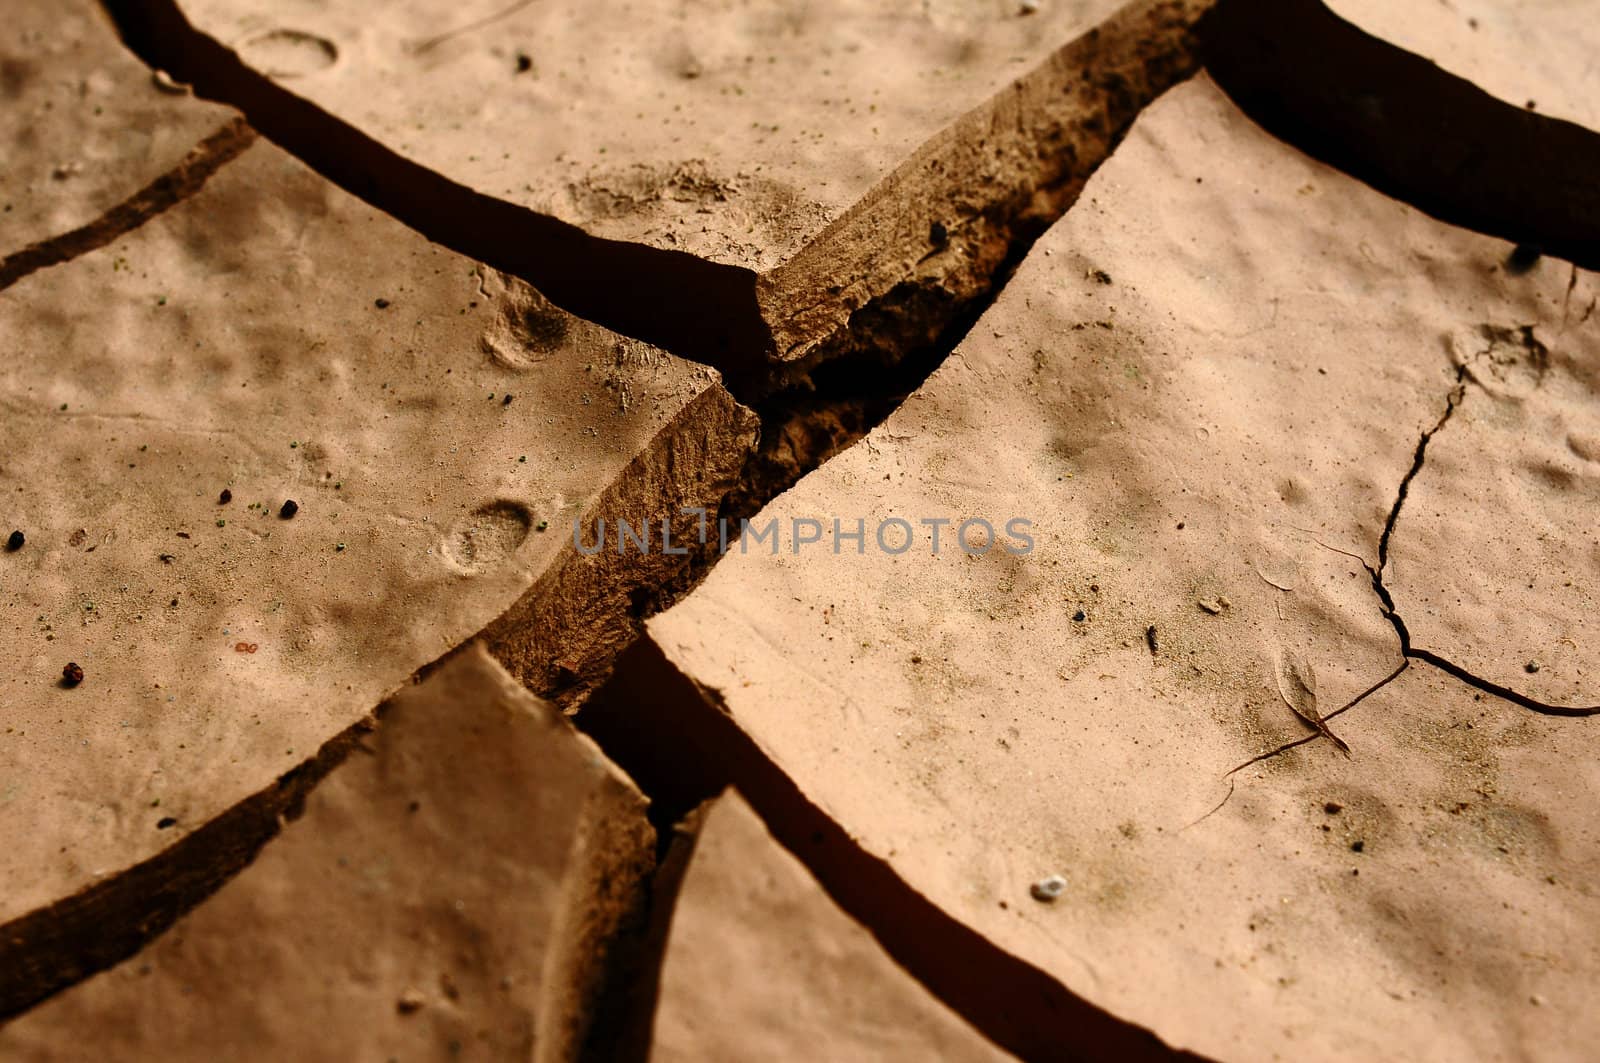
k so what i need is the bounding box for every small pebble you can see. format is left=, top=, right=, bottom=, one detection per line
left=1072, top=609, right=1086, bottom=622
left=397, top=990, right=425, bottom=1015
left=374, top=298, right=391, bottom=309
left=151, top=69, right=189, bottom=94
left=219, top=488, right=232, bottom=504
left=1030, top=874, right=1067, bottom=902
left=1324, top=801, right=1343, bottom=814
left=1351, top=840, right=1365, bottom=853
left=502, top=393, right=514, bottom=406
left=1525, top=659, right=1541, bottom=673
left=1197, top=595, right=1229, bottom=615
left=62, top=662, right=84, bottom=688
left=279, top=499, right=299, bottom=519
left=1020, top=0, right=1042, bottom=13
left=5, top=530, right=23, bottom=552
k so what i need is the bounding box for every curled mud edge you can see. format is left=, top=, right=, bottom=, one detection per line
left=753, top=0, right=1212, bottom=390
left=0, top=118, right=258, bottom=292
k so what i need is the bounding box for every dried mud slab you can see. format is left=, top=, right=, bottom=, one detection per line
left=652, top=790, right=1006, bottom=1062
left=1327, top=0, right=1600, bottom=128
left=644, top=76, right=1600, bottom=1060
left=0, top=137, right=754, bottom=1010
left=0, top=0, right=236, bottom=257
left=0, top=644, right=654, bottom=1061
left=118, top=0, right=1210, bottom=380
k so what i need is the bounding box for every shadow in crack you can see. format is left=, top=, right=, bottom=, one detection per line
left=576, top=637, right=1209, bottom=1062
left=1201, top=0, right=1600, bottom=272
left=98, top=0, right=773, bottom=385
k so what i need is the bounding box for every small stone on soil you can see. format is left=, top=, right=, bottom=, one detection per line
left=1030, top=874, right=1067, bottom=902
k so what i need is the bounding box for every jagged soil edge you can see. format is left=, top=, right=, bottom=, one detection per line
left=481, top=384, right=759, bottom=709
left=97, top=0, right=771, bottom=375
left=1201, top=0, right=1600, bottom=272
left=0, top=117, right=258, bottom=291
left=0, top=383, right=757, bottom=1021
left=0, top=709, right=375, bottom=1019
left=535, top=765, right=658, bottom=1063
left=7, top=0, right=1196, bottom=1034
left=576, top=639, right=1209, bottom=1063
left=756, top=0, right=1213, bottom=392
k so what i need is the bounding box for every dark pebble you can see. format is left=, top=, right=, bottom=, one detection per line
left=279, top=499, right=299, bottom=519
left=5, top=530, right=22, bottom=551
left=502, top=393, right=513, bottom=405
left=1324, top=801, right=1343, bottom=814
left=515, top=53, right=533, bottom=73
left=219, top=488, right=232, bottom=504
left=374, top=298, right=391, bottom=309
left=1072, top=610, right=1086, bottom=622
left=62, top=662, right=84, bottom=687
left=929, top=220, right=949, bottom=246
left=1351, top=840, right=1365, bottom=853
left=156, top=816, right=177, bottom=830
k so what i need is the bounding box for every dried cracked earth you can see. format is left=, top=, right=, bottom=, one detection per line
left=1, top=0, right=1597, bottom=1059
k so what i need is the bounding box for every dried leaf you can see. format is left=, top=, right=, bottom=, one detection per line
left=1275, top=649, right=1350, bottom=755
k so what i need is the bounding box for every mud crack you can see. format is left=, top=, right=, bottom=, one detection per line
left=575, top=639, right=1206, bottom=1062
left=0, top=118, right=257, bottom=292
left=1371, top=353, right=1599, bottom=718
left=1202, top=0, right=1600, bottom=273
left=98, top=0, right=770, bottom=374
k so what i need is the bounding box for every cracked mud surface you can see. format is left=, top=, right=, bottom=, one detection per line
left=651, top=791, right=1006, bottom=1061
left=644, top=75, right=1600, bottom=1060
left=0, top=645, right=654, bottom=1061
left=3, top=0, right=1599, bottom=1059
left=0, top=0, right=235, bottom=252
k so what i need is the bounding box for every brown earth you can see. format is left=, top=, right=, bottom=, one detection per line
left=3, top=0, right=1599, bottom=1059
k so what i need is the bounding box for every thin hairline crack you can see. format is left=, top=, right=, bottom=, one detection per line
left=1229, top=350, right=1598, bottom=784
